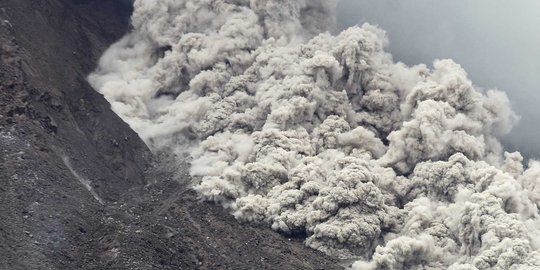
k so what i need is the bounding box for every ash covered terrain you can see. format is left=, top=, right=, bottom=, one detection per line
left=0, top=0, right=338, bottom=269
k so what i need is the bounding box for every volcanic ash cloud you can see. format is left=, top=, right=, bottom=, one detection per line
left=89, top=0, right=540, bottom=268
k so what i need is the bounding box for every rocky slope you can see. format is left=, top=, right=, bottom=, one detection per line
left=0, top=0, right=338, bottom=269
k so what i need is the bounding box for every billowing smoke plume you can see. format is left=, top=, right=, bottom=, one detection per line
left=89, top=0, right=540, bottom=268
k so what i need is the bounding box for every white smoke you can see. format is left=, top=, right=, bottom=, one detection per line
left=89, top=0, right=540, bottom=268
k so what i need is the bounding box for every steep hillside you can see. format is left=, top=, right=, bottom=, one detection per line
left=0, top=0, right=338, bottom=269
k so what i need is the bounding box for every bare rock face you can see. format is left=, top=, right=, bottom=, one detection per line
left=0, top=1, right=338, bottom=269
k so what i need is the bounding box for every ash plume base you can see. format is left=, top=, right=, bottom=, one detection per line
left=89, top=1, right=540, bottom=269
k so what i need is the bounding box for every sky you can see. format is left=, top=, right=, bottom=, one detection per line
left=337, top=0, right=540, bottom=158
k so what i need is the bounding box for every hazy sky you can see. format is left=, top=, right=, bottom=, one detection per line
left=337, top=0, right=540, bottom=158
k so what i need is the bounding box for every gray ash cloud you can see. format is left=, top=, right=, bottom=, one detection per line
left=89, top=1, right=540, bottom=268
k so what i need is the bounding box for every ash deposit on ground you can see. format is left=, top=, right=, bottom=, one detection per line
left=89, top=0, right=540, bottom=269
